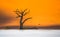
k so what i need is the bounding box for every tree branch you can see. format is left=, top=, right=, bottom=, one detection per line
left=15, top=9, right=21, bottom=13
left=23, top=9, right=27, bottom=12
left=23, top=9, right=30, bottom=16
left=16, top=15, right=21, bottom=18
left=14, top=9, right=22, bottom=18
left=23, top=12, right=28, bottom=16
left=23, top=17, right=32, bottom=24
left=20, top=9, right=28, bottom=15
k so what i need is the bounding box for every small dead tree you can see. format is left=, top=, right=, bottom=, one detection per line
left=14, top=9, right=32, bottom=29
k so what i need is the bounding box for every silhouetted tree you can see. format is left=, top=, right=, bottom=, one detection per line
left=14, top=9, right=32, bottom=29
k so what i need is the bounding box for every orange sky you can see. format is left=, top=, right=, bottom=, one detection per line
left=0, top=0, right=60, bottom=26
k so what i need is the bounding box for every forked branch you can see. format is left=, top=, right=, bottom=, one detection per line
left=14, top=9, right=21, bottom=18
left=23, top=9, right=30, bottom=16
left=23, top=17, right=32, bottom=24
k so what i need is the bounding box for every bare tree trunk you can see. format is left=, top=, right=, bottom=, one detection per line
left=20, top=23, right=23, bottom=29
left=20, top=13, right=23, bottom=29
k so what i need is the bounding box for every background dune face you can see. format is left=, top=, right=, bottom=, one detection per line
left=0, top=0, right=60, bottom=26
left=0, top=10, right=14, bottom=25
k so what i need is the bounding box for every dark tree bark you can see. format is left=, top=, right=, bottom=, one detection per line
left=20, top=12, right=23, bottom=29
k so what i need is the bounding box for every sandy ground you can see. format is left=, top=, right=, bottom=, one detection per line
left=0, top=29, right=60, bottom=37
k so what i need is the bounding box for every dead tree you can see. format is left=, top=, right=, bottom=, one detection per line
left=14, top=9, right=32, bottom=29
